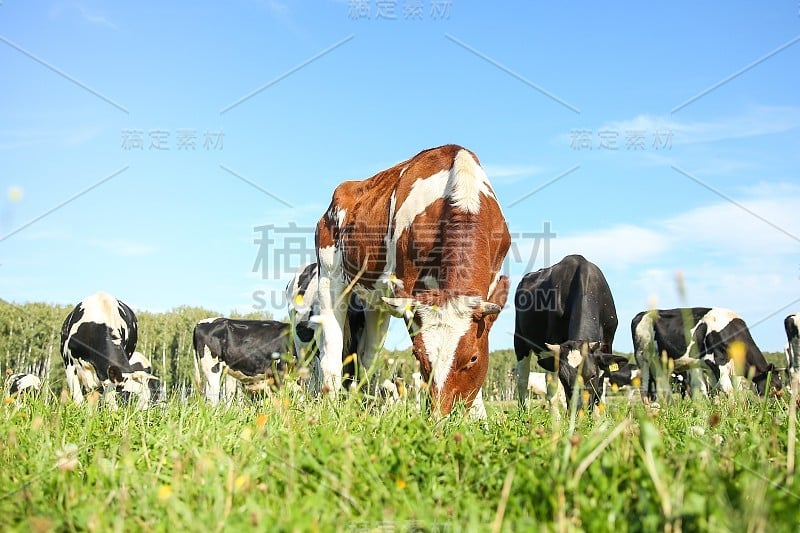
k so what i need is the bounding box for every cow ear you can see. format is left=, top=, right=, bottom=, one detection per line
left=382, top=297, right=417, bottom=319
left=538, top=356, right=557, bottom=372
left=545, top=343, right=561, bottom=356
left=488, top=275, right=510, bottom=308
left=597, top=353, right=631, bottom=372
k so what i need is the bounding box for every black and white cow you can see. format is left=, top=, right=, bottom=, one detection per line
left=60, top=292, right=152, bottom=405
left=632, top=307, right=782, bottom=401
left=514, top=255, right=632, bottom=409
left=785, top=313, right=800, bottom=391
left=116, top=352, right=160, bottom=408
left=5, top=373, right=42, bottom=397
left=193, top=317, right=314, bottom=405
left=286, top=262, right=366, bottom=393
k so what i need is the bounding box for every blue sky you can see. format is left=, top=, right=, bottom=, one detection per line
left=1, top=1, right=798, bottom=354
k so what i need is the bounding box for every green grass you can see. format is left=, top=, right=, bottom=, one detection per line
left=1, top=387, right=799, bottom=532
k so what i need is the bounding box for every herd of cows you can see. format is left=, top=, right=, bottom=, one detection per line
left=5, top=145, right=800, bottom=417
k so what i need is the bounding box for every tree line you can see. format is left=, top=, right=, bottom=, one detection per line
left=9, top=300, right=722, bottom=403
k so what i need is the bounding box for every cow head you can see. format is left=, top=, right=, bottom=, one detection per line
left=382, top=275, right=509, bottom=415
left=751, top=364, right=782, bottom=396
left=539, top=340, right=634, bottom=409
left=116, top=352, right=159, bottom=408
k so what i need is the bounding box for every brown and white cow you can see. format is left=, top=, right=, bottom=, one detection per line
left=314, top=144, right=511, bottom=417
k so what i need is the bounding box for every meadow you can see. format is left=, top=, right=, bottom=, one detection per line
left=2, top=381, right=799, bottom=532
left=2, top=300, right=799, bottom=531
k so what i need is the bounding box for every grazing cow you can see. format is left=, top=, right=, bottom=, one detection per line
left=5, top=373, right=42, bottom=397
left=60, top=292, right=150, bottom=405
left=286, top=262, right=367, bottom=392
left=513, top=255, right=630, bottom=409
left=599, top=363, right=641, bottom=403
left=632, top=307, right=781, bottom=401
left=116, top=352, right=160, bottom=408
left=193, top=317, right=314, bottom=405
left=785, top=313, right=800, bottom=391
left=526, top=362, right=639, bottom=411
left=526, top=372, right=567, bottom=409
left=315, top=145, right=511, bottom=417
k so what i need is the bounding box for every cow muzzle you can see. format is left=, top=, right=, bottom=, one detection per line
left=108, top=365, right=127, bottom=384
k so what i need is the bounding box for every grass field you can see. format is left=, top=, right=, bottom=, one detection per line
left=2, top=384, right=799, bottom=532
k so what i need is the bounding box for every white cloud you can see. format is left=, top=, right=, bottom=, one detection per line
left=599, top=106, right=800, bottom=146
left=0, top=127, right=101, bottom=150
left=661, top=195, right=799, bottom=256
left=533, top=188, right=800, bottom=273
left=541, top=186, right=800, bottom=352
left=77, top=6, right=117, bottom=29
left=550, top=225, right=671, bottom=270
left=49, top=4, right=117, bottom=29
left=482, top=164, right=546, bottom=185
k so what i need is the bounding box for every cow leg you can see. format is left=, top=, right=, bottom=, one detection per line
left=653, top=359, right=673, bottom=403
left=516, top=354, right=532, bottom=407
left=222, top=373, right=239, bottom=405
left=317, top=246, right=346, bottom=394
left=64, top=362, right=85, bottom=404
left=635, top=353, right=651, bottom=403
left=198, top=346, right=223, bottom=406
left=633, top=313, right=655, bottom=403
left=715, top=361, right=733, bottom=395
left=688, top=367, right=709, bottom=398
left=358, top=308, right=391, bottom=389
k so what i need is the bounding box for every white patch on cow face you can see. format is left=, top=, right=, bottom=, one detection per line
left=448, top=149, right=495, bottom=214
left=416, top=296, right=477, bottom=389
left=566, top=348, right=583, bottom=369
left=198, top=316, right=223, bottom=325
